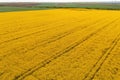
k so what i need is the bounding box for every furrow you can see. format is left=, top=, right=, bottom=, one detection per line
left=0, top=17, right=88, bottom=45
left=0, top=16, right=105, bottom=60
left=0, top=15, right=80, bottom=36
left=13, top=17, right=118, bottom=80
left=82, top=22, right=120, bottom=80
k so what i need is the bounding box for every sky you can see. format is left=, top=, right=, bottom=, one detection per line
left=0, top=0, right=119, bottom=2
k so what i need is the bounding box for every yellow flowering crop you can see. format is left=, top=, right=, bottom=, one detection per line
left=0, top=9, right=120, bottom=80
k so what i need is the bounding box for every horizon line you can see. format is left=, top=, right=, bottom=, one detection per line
left=0, top=1, right=119, bottom=3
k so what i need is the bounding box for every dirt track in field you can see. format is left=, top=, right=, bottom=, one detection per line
left=0, top=9, right=120, bottom=80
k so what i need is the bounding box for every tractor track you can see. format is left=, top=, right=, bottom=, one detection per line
left=13, top=17, right=119, bottom=80
left=0, top=11, right=106, bottom=44
left=0, top=17, right=89, bottom=46
left=82, top=21, right=120, bottom=80
left=0, top=17, right=108, bottom=61
left=0, top=16, right=105, bottom=61
left=0, top=16, right=79, bottom=36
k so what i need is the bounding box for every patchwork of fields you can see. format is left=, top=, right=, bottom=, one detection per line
left=0, top=9, right=120, bottom=80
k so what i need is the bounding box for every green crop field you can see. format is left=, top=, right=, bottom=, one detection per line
left=0, top=6, right=52, bottom=12
left=0, top=2, right=120, bottom=12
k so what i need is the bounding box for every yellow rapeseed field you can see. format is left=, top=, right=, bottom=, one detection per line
left=0, top=9, right=120, bottom=80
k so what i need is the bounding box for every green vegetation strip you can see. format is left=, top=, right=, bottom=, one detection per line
left=0, top=6, right=53, bottom=12
left=0, top=3, right=120, bottom=12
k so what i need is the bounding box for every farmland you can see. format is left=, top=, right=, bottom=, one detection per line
left=0, top=3, right=52, bottom=12
left=0, top=9, right=120, bottom=80
left=0, top=2, right=120, bottom=12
